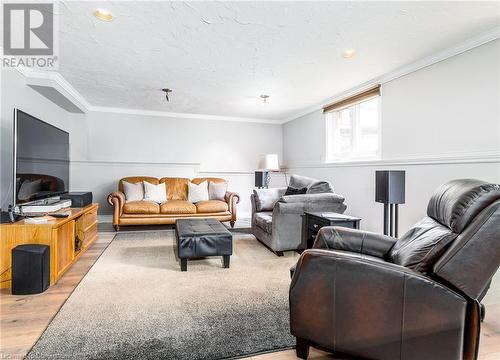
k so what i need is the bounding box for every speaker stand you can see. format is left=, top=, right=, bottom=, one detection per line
left=383, top=203, right=399, bottom=237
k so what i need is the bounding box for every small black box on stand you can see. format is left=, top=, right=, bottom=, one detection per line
left=12, top=244, right=50, bottom=295
left=254, top=171, right=268, bottom=189
left=60, top=192, right=93, bottom=208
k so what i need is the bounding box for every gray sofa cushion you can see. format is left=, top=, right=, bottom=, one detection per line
left=254, top=212, right=273, bottom=234
left=253, top=188, right=286, bottom=212
left=289, top=174, right=334, bottom=194
left=280, top=193, right=345, bottom=204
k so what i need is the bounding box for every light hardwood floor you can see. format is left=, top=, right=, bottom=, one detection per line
left=1, top=231, right=499, bottom=359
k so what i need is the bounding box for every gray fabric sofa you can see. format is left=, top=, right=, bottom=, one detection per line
left=251, top=175, right=347, bottom=255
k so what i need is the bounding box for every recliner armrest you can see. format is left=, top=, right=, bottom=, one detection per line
left=313, top=226, right=397, bottom=259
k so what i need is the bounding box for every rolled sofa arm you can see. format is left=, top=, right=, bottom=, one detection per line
left=313, top=226, right=397, bottom=259
left=107, top=191, right=126, bottom=224
left=225, top=191, right=240, bottom=221
left=290, top=249, right=469, bottom=360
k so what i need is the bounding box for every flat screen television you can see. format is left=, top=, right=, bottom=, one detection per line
left=14, top=109, right=69, bottom=206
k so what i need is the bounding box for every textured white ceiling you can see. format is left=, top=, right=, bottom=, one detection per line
left=56, top=1, right=500, bottom=121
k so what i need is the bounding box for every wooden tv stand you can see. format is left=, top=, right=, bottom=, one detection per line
left=0, top=203, right=99, bottom=289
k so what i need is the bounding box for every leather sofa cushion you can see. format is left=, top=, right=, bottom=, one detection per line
left=255, top=212, right=273, bottom=234
left=160, top=200, right=196, bottom=214
left=196, top=200, right=228, bottom=213
left=119, top=177, right=159, bottom=192
left=160, top=178, right=189, bottom=201
left=389, top=216, right=458, bottom=274
left=427, top=179, right=500, bottom=233
left=123, top=201, right=160, bottom=214
left=192, top=177, right=225, bottom=185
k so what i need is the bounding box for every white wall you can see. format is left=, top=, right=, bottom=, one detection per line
left=70, top=111, right=283, bottom=217
left=283, top=40, right=500, bottom=234
left=0, top=69, right=77, bottom=210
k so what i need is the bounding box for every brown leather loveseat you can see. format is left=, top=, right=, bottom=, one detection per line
left=107, top=177, right=240, bottom=231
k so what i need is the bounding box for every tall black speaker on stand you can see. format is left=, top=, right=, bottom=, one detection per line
left=375, top=171, right=405, bottom=237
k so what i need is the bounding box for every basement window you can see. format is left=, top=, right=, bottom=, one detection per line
left=324, top=87, right=381, bottom=162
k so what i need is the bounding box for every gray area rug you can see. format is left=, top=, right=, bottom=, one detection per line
left=27, top=231, right=299, bottom=360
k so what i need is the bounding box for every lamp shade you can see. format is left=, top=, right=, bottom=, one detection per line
left=258, top=154, right=280, bottom=171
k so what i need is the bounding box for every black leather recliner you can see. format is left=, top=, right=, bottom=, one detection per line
left=289, top=179, right=500, bottom=360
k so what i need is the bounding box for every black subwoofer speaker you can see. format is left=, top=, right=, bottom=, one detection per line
left=375, top=170, right=405, bottom=204
left=11, top=244, right=50, bottom=295
left=60, top=192, right=93, bottom=208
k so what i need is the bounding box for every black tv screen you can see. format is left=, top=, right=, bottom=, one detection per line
left=14, top=109, right=69, bottom=205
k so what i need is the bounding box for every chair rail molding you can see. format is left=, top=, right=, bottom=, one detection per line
left=70, top=159, right=260, bottom=176
left=286, top=150, right=500, bottom=169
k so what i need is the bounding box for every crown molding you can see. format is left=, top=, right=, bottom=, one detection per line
left=86, top=105, right=280, bottom=124
left=15, top=67, right=280, bottom=124
left=16, top=67, right=91, bottom=113
left=282, top=26, right=500, bottom=124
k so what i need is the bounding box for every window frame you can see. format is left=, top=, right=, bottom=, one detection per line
left=324, top=95, right=382, bottom=163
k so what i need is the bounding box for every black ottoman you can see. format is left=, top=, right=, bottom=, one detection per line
left=176, top=218, right=233, bottom=271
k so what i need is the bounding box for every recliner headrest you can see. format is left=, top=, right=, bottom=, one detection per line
left=427, top=179, right=500, bottom=233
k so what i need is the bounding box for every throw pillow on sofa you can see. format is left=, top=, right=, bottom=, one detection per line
left=253, top=188, right=286, bottom=212
left=188, top=181, right=209, bottom=203
left=143, top=181, right=167, bottom=203
left=284, top=186, right=308, bottom=196
left=208, top=181, right=228, bottom=201
left=123, top=181, right=144, bottom=202
left=289, top=174, right=334, bottom=194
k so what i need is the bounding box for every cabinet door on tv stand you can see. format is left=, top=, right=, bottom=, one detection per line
left=54, top=221, right=75, bottom=281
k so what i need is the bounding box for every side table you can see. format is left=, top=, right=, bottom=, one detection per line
left=302, top=212, right=361, bottom=249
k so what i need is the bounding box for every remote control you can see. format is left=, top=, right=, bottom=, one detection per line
left=52, top=213, right=70, bottom=218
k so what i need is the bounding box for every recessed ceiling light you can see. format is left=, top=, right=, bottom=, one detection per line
left=260, top=94, right=269, bottom=103
left=342, top=49, right=356, bottom=59
left=94, top=9, right=113, bottom=22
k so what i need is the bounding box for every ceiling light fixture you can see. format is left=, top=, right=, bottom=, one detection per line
left=162, top=88, right=173, bottom=102
left=94, top=9, right=113, bottom=22
left=342, top=49, right=356, bottom=59
left=260, top=94, right=269, bottom=103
